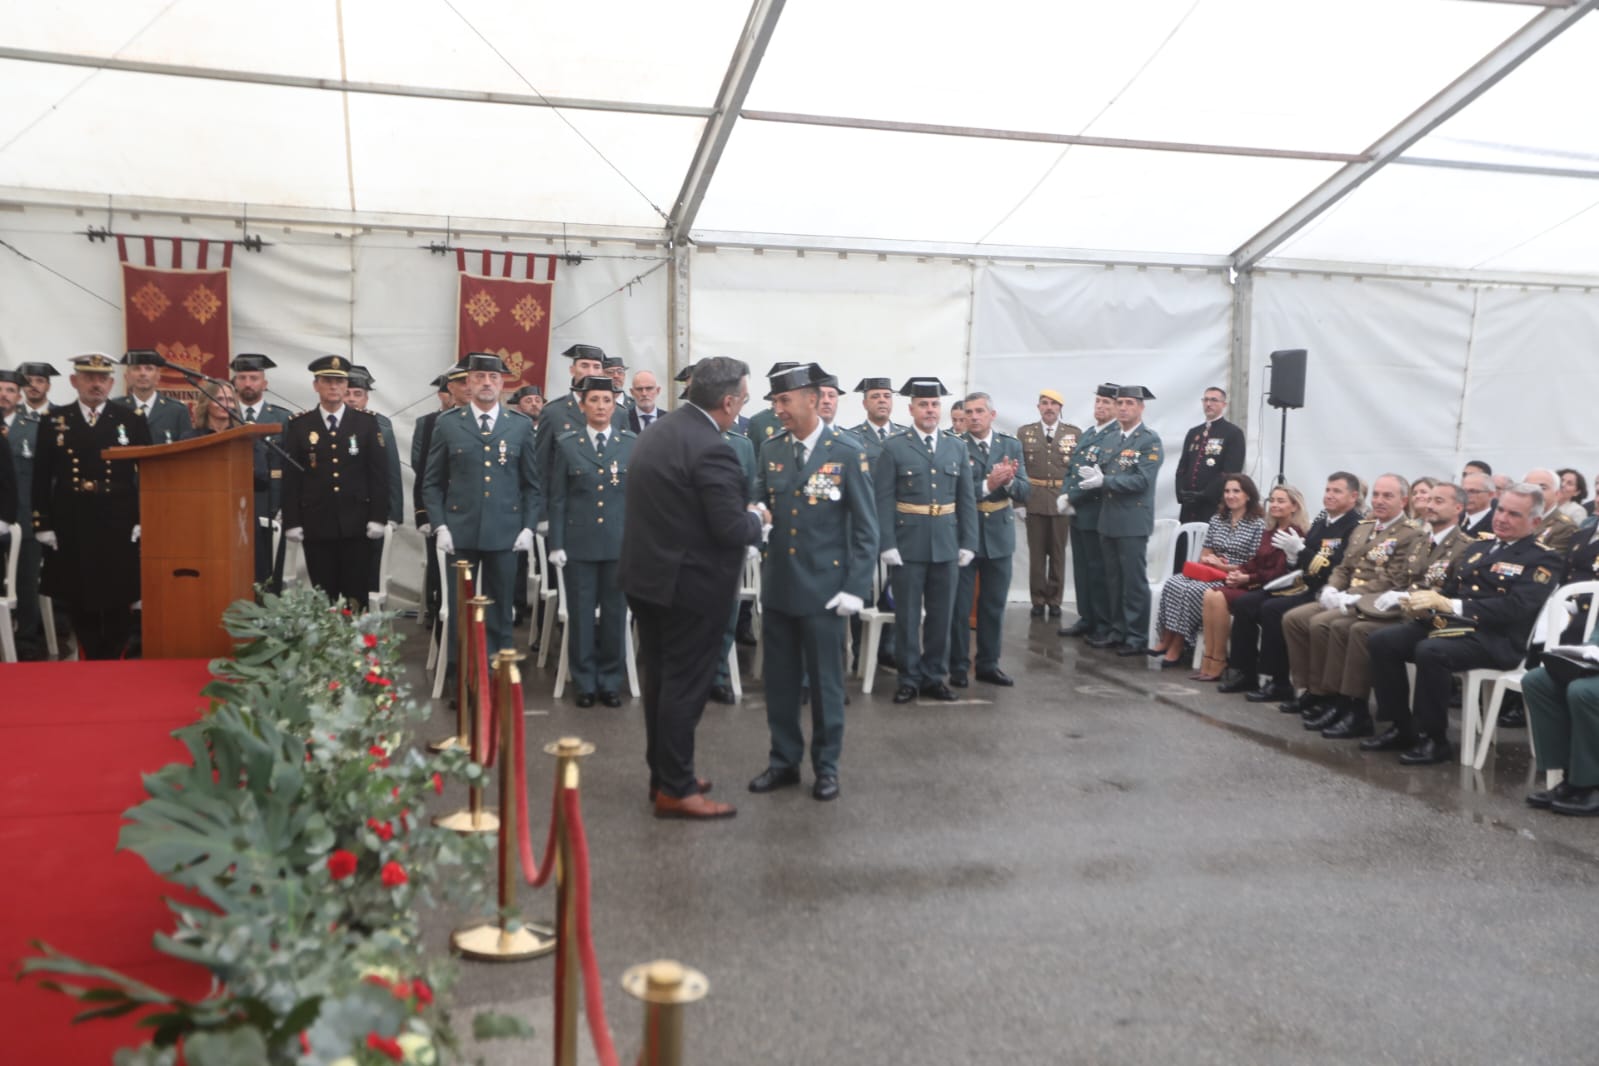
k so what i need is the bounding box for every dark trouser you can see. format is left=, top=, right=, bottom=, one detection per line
left=1101, top=533, right=1151, bottom=648
left=564, top=559, right=624, bottom=694
left=1525, top=668, right=1599, bottom=785
left=7, top=536, right=44, bottom=649
left=366, top=534, right=385, bottom=601
left=252, top=492, right=274, bottom=589
left=70, top=604, right=134, bottom=660
left=1025, top=513, right=1069, bottom=608
left=763, top=608, right=846, bottom=777
left=444, top=548, right=517, bottom=665
left=630, top=597, right=727, bottom=799
left=1369, top=622, right=1515, bottom=740
left=304, top=537, right=372, bottom=608
left=1070, top=524, right=1108, bottom=636
left=423, top=532, right=442, bottom=618
left=894, top=559, right=957, bottom=689
left=1179, top=498, right=1213, bottom=525
left=951, top=554, right=1013, bottom=677
left=1227, top=588, right=1310, bottom=678
left=514, top=551, right=531, bottom=616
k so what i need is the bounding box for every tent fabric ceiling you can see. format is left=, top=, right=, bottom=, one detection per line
left=0, top=0, right=1595, bottom=275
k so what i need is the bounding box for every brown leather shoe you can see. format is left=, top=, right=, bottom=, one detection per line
left=653, top=792, right=736, bottom=820
left=649, top=778, right=713, bottom=802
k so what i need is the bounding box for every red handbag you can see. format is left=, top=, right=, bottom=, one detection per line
left=1181, top=561, right=1229, bottom=583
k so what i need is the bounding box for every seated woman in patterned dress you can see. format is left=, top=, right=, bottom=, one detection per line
left=1196, top=483, right=1311, bottom=682
left=1149, top=474, right=1266, bottom=667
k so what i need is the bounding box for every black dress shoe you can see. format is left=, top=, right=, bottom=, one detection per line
left=920, top=682, right=958, bottom=702
left=575, top=691, right=596, bottom=708
left=748, top=766, right=801, bottom=793
left=1281, top=690, right=1320, bottom=714
left=1029, top=605, right=1046, bottom=618
left=599, top=690, right=622, bottom=708
left=707, top=684, right=736, bottom=705
left=812, top=775, right=840, bottom=801
left=1115, top=644, right=1146, bottom=657
left=1527, top=780, right=1583, bottom=810
left=1360, top=726, right=1413, bottom=752
left=1048, top=606, right=1062, bottom=620
left=948, top=673, right=969, bottom=688
left=893, top=684, right=918, bottom=704
left=1322, top=712, right=1374, bottom=740
left=1159, top=657, right=1188, bottom=670
left=1303, top=704, right=1345, bottom=731
left=1216, top=672, right=1254, bottom=694
left=1144, top=646, right=1167, bottom=657
left=1058, top=621, right=1090, bottom=638
left=1550, top=786, right=1599, bottom=816
left=975, top=668, right=1015, bottom=686
left=1085, top=635, right=1118, bottom=649
left=1244, top=681, right=1294, bottom=703
left=1398, top=736, right=1452, bottom=765
left=1497, top=705, right=1527, bottom=729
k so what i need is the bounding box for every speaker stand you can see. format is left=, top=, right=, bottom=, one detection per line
left=1273, top=406, right=1290, bottom=487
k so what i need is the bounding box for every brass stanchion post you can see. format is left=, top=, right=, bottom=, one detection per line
left=622, top=960, right=709, bottom=1066
left=544, top=736, right=595, bottom=1066
left=435, top=595, right=500, bottom=834
left=429, top=559, right=474, bottom=752
left=453, top=650, right=557, bottom=962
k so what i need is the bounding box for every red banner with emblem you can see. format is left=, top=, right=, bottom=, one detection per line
left=455, top=250, right=557, bottom=391
left=119, top=237, right=233, bottom=405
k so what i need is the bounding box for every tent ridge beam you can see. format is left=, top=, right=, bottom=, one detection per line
left=1394, top=154, right=1599, bottom=181
left=1231, top=0, right=1598, bottom=270
left=739, top=111, right=1369, bottom=163
left=668, top=0, right=786, bottom=243
left=689, top=228, right=1231, bottom=268
left=0, top=47, right=713, bottom=118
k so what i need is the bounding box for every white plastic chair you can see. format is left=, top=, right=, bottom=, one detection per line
left=1174, top=521, right=1211, bottom=667
left=425, top=541, right=452, bottom=700
left=532, top=534, right=561, bottom=667
left=856, top=558, right=894, bottom=694
left=0, top=532, right=19, bottom=663
left=551, top=564, right=638, bottom=699
left=1465, top=581, right=1599, bottom=771
left=738, top=548, right=764, bottom=680
left=1143, top=518, right=1181, bottom=663
left=279, top=534, right=305, bottom=589
left=368, top=524, right=396, bottom=613
left=39, top=595, right=60, bottom=659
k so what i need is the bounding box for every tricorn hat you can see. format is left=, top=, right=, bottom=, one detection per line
left=1115, top=385, right=1155, bottom=400
left=575, top=374, right=621, bottom=394
left=461, top=352, right=510, bottom=375
left=764, top=362, right=830, bottom=400
left=1095, top=382, right=1120, bottom=399
left=120, top=349, right=164, bottom=367
left=854, top=377, right=893, bottom=393
left=898, top=377, right=951, bottom=398
left=562, top=344, right=607, bottom=363
left=16, top=361, right=59, bottom=378
left=765, top=361, right=801, bottom=377
left=347, top=365, right=375, bottom=391
left=230, top=353, right=276, bottom=372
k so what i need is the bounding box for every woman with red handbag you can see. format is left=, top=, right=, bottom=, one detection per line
left=1196, top=484, right=1311, bottom=681
left=1149, top=475, right=1266, bottom=667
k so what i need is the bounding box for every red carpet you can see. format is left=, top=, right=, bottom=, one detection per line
left=1, top=660, right=216, bottom=1062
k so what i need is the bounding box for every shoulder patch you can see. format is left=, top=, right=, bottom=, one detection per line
left=1534, top=566, right=1553, bottom=584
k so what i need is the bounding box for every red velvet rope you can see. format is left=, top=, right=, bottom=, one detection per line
left=561, top=786, right=619, bottom=1066
left=472, top=613, right=492, bottom=762
left=514, top=677, right=558, bottom=888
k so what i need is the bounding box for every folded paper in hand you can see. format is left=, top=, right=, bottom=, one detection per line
left=1542, top=644, right=1599, bottom=686
left=1262, top=569, right=1302, bottom=592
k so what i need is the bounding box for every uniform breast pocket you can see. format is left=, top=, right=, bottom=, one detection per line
left=944, top=461, right=961, bottom=477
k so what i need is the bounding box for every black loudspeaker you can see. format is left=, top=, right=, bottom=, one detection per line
left=1267, top=348, right=1307, bottom=410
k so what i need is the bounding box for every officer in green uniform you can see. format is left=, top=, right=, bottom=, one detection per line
left=748, top=363, right=878, bottom=802
left=949, top=392, right=1029, bottom=687
left=1522, top=627, right=1599, bottom=814
left=1080, top=385, right=1163, bottom=655
left=231, top=353, right=295, bottom=587
left=849, top=377, right=907, bottom=459
left=532, top=344, right=630, bottom=527
left=17, top=361, right=59, bottom=419
left=604, top=354, right=634, bottom=416
left=111, top=349, right=191, bottom=444
left=1058, top=383, right=1120, bottom=638
left=875, top=377, right=978, bottom=703
left=1, top=371, right=46, bottom=657
left=743, top=361, right=798, bottom=449
left=547, top=375, right=636, bottom=707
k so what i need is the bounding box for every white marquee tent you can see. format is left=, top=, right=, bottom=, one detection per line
left=3, top=0, right=1597, bottom=596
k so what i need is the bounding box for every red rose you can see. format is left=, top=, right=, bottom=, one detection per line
left=363, top=633, right=379, bottom=648
left=327, top=850, right=358, bottom=881
left=327, top=680, right=340, bottom=691
left=366, top=817, right=394, bottom=842
left=366, top=1032, right=403, bottom=1062
left=380, top=861, right=408, bottom=887
left=298, top=1031, right=310, bottom=1054
left=413, top=979, right=434, bottom=1006
left=391, top=979, right=413, bottom=1000
left=432, top=773, right=444, bottom=795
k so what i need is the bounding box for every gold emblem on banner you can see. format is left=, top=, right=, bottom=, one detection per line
left=183, top=283, right=222, bottom=324
left=511, top=293, right=546, bottom=332
left=493, top=347, right=527, bottom=380
left=159, top=342, right=206, bottom=372
left=465, top=289, right=500, bottom=327
left=131, top=282, right=171, bottom=322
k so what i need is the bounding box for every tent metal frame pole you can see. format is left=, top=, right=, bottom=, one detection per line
left=1228, top=270, right=1253, bottom=439
left=1391, top=155, right=1599, bottom=181
left=667, top=0, right=787, bottom=243
left=1231, top=0, right=1598, bottom=271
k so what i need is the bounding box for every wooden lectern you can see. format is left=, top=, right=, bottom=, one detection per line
left=107, top=423, right=280, bottom=659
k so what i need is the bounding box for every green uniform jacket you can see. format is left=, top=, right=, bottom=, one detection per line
left=111, top=392, right=191, bottom=445
left=531, top=391, right=630, bottom=525
left=373, top=411, right=404, bottom=525
left=1097, top=423, right=1164, bottom=539
left=423, top=406, right=539, bottom=551
left=724, top=428, right=757, bottom=503
left=1065, top=421, right=1117, bottom=532
left=547, top=425, right=635, bottom=561
left=963, top=431, right=1030, bottom=558
left=746, top=408, right=783, bottom=449
left=849, top=419, right=907, bottom=464
left=756, top=427, right=879, bottom=614
left=6, top=411, right=40, bottom=537
left=874, top=429, right=977, bottom=563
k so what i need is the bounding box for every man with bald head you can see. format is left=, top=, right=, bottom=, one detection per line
left=1524, top=468, right=1579, bottom=552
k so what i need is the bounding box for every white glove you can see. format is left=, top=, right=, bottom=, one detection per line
left=419, top=523, right=433, bottom=537
left=1563, top=600, right=1579, bottom=617
left=131, top=524, right=141, bottom=544
left=512, top=528, right=534, bottom=553
left=958, top=549, right=976, bottom=568
left=1450, top=598, right=1464, bottom=615
left=536, top=521, right=549, bottom=535
left=257, top=515, right=272, bottom=529
left=826, top=591, right=864, bottom=617
left=36, top=530, right=58, bottom=549
left=365, top=522, right=385, bottom=540
left=1373, top=590, right=1402, bottom=612
left=746, top=544, right=760, bottom=561
left=1318, top=585, right=1342, bottom=611
left=1583, top=645, right=1599, bottom=663
left=880, top=548, right=903, bottom=567
left=1340, top=592, right=1360, bottom=608
left=548, top=549, right=567, bottom=568
left=1077, top=465, right=1104, bottom=491
left=0, top=519, right=9, bottom=536
left=435, top=527, right=454, bottom=555
left=285, top=526, right=305, bottom=543
left=1055, top=493, right=1070, bottom=512
left=1272, top=529, right=1306, bottom=556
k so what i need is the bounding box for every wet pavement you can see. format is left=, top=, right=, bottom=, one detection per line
left=404, top=606, right=1599, bottom=1065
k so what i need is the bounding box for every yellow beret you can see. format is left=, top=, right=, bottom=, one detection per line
left=1039, top=389, right=1064, bottom=405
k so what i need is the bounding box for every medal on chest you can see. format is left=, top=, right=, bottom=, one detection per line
left=498, top=440, right=508, bottom=466
left=610, top=460, right=620, bottom=486
left=1424, top=559, right=1449, bottom=587
left=805, top=464, right=842, bottom=504
left=116, top=423, right=130, bottom=446
left=348, top=434, right=359, bottom=457
left=308, top=430, right=319, bottom=468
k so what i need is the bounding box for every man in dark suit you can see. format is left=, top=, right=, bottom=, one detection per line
left=1461, top=471, right=1497, bottom=537
left=619, top=356, right=764, bottom=820
left=626, top=370, right=663, bottom=434
left=1174, top=386, right=1246, bottom=524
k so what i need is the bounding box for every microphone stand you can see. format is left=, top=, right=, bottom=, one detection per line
left=162, top=361, right=304, bottom=474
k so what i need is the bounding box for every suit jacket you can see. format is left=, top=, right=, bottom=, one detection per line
left=725, top=427, right=757, bottom=503
left=1442, top=535, right=1563, bottom=662
left=628, top=406, right=665, bottom=435
left=111, top=392, right=190, bottom=445
left=3, top=411, right=39, bottom=534
left=1174, top=417, right=1245, bottom=510
left=422, top=406, right=538, bottom=552
left=874, top=428, right=977, bottom=564
left=755, top=426, right=879, bottom=614
left=1461, top=502, right=1495, bottom=538
left=1016, top=421, right=1079, bottom=517
left=962, top=431, right=1030, bottom=558
left=617, top=405, right=762, bottom=615
left=547, top=424, right=635, bottom=561
left=1064, top=422, right=1118, bottom=532
left=1286, top=509, right=1363, bottom=594
left=280, top=407, right=389, bottom=541
left=1097, top=424, right=1164, bottom=539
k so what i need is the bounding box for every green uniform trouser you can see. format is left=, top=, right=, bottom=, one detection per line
left=950, top=554, right=1012, bottom=677
left=1100, top=533, right=1150, bottom=649
left=894, top=560, right=957, bottom=689
left=564, top=559, right=625, bottom=694
left=763, top=608, right=846, bottom=776
left=1071, top=524, right=1109, bottom=638
left=1523, top=666, right=1599, bottom=786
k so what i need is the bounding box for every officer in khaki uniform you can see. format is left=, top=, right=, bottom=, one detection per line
left=748, top=364, right=878, bottom=802
left=949, top=392, right=1029, bottom=687
left=1058, top=383, right=1120, bottom=638
left=546, top=375, right=636, bottom=707
left=1016, top=387, right=1078, bottom=620
left=111, top=349, right=191, bottom=445
left=875, top=377, right=977, bottom=703
left=1079, top=385, right=1163, bottom=655
left=1279, top=473, right=1426, bottom=735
